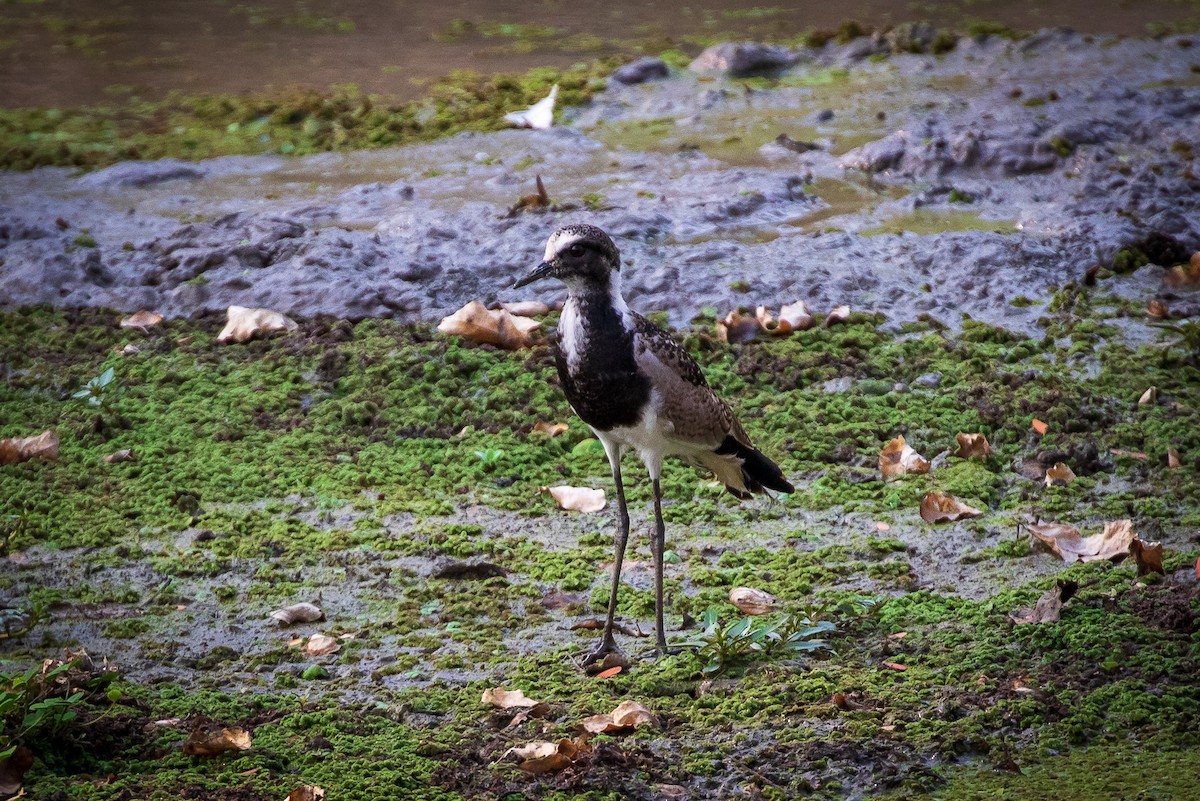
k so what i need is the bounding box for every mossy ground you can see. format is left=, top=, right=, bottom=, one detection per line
left=1, top=292, right=1198, bottom=799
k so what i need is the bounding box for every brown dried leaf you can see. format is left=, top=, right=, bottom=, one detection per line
left=0, top=430, right=59, bottom=465
left=0, top=746, right=33, bottom=795
left=499, top=300, right=552, bottom=317
left=755, top=301, right=813, bottom=335
left=481, top=688, right=540, bottom=710
left=1138, top=386, right=1157, bottom=406
left=1009, top=580, right=1077, bottom=625
left=217, top=306, right=298, bottom=344
left=823, top=304, right=850, bottom=327
left=919, top=492, right=984, bottom=524
left=506, top=737, right=589, bottom=774
left=303, top=634, right=340, bottom=657
left=287, top=786, right=326, bottom=801
left=103, top=449, right=134, bottom=463
left=532, top=421, right=569, bottom=437
left=1168, top=447, right=1181, bottom=469
left=1130, top=538, right=1165, bottom=577
left=882, top=661, right=907, bottom=671
left=729, top=586, right=777, bottom=616
left=545, top=485, right=606, bottom=513
left=1146, top=299, right=1170, bottom=319
left=716, top=311, right=759, bottom=344
left=580, top=701, right=656, bottom=734
left=1043, top=462, right=1076, bottom=487
left=879, top=435, right=930, bottom=479
left=269, top=602, right=324, bottom=625
left=1028, top=519, right=1138, bottom=564
left=954, top=433, right=991, bottom=460
left=1031, top=418, right=1049, bottom=435
left=120, top=309, right=163, bottom=330
left=182, top=726, right=252, bottom=756
left=438, top=301, right=540, bottom=350
left=1164, top=252, right=1200, bottom=287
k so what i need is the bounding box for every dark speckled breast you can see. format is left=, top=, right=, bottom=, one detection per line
left=554, top=291, right=650, bottom=432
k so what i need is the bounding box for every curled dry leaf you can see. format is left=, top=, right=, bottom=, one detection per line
left=182, top=726, right=252, bottom=756
left=580, top=701, right=656, bottom=733
left=1138, top=386, right=1157, bottom=406
left=1043, top=462, right=1076, bottom=487
left=217, top=306, right=299, bottom=345
left=504, top=84, right=558, bottom=130
left=532, top=421, right=569, bottom=437
left=499, top=300, right=552, bottom=317
left=0, top=430, right=59, bottom=465
left=506, top=737, right=589, bottom=774
left=1168, top=447, right=1181, bottom=469
left=1147, top=299, right=1170, bottom=319
left=545, top=485, right=606, bottom=513
left=1129, top=538, right=1164, bottom=577
left=879, top=435, right=930, bottom=479
left=269, top=602, right=324, bottom=625
left=920, top=492, right=984, bottom=524
left=481, top=688, right=540, bottom=710
left=303, top=634, right=340, bottom=657
left=823, top=304, right=850, bottom=327
left=729, top=586, right=777, bottom=616
left=1009, top=580, right=1078, bottom=625
left=755, top=301, right=813, bottom=335
left=716, top=311, right=759, bottom=344
left=1027, top=519, right=1146, bottom=564
left=1163, top=252, right=1200, bottom=288
left=437, top=301, right=540, bottom=350
left=0, top=745, right=33, bottom=796
left=120, top=309, right=163, bottom=330
left=103, top=449, right=134, bottom=463
left=1031, top=418, right=1049, bottom=435
left=287, top=786, right=326, bottom=801
left=954, top=433, right=991, bottom=460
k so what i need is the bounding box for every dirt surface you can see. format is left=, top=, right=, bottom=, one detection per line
left=2, top=30, right=1198, bottom=333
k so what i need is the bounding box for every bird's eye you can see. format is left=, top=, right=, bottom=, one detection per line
left=569, top=244, right=585, bottom=257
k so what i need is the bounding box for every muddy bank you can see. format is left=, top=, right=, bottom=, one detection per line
left=2, top=30, right=1198, bottom=332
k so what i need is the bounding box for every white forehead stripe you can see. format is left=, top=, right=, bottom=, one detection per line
left=544, top=230, right=585, bottom=262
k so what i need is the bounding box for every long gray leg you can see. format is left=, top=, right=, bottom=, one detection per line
left=651, top=476, right=668, bottom=655
left=582, top=438, right=630, bottom=665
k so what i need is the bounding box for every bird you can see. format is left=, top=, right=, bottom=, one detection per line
left=514, top=223, right=794, bottom=665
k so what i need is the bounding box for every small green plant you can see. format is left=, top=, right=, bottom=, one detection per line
left=71, top=366, right=117, bottom=414
left=474, top=448, right=504, bottom=470
left=581, top=192, right=607, bottom=211
left=0, top=661, right=90, bottom=761
left=679, top=607, right=836, bottom=675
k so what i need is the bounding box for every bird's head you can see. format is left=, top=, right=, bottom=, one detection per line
left=514, top=224, right=621, bottom=291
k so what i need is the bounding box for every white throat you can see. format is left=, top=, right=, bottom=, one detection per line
left=559, top=272, right=634, bottom=372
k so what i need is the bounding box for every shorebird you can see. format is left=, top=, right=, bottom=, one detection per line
left=514, top=224, right=794, bottom=665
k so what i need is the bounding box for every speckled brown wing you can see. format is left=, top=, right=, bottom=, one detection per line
left=631, top=314, right=736, bottom=446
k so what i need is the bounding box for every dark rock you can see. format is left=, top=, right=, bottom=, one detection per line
left=612, top=57, right=669, bottom=85
left=689, top=42, right=797, bottom=77
left=432, top=560, right=507, bottom=580
left=77, top=159, right=204, bottom=190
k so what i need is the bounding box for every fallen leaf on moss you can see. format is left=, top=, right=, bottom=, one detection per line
left=882, top=661, right=907, bottom=671
left=1164, top=252, right=1200, bottom=288
left=120, top=309, right=163, bottom=330
left=1168, top=448, right=1181, bottom=469
left=1043, top=462, right=1076, bottom=487
left=217, top=306, right=298, bottom=344
left=0, top=430, right=59, bottom=465
left=954, top=433, right=990, bottom=460
left=1031, top=418, right=1048, bottom=435
left=303, top=634, right=340, bottom=657
left=823, top=304, right=850, bottom=327
left=532, top=421, right=569, bottom=437
left=1028, top=519, right=1146, bottom=564
left=716, top=311, right=759, bottom=344
left=1147, top=299, right=1170, bottom=319
left=755, top=301, right=813, bottom=335
left=499, top=300, right=552, bottom=317
left=545, top=485, right=606, bottom=513
left=1111, top=449, right=1148, bottom=459
left=879, top=435, right=930, bottom=479
left=595, top=665, right=622, bottom=679
left=182, top=726, right=252, bottom=756
left=269, top=602, right=323, bottom=625
left=729, top=586, right=777, bottom=615
left=481, top=688, right=540, bottom=709
left=1009, top=580, right=1077, bottom=625
left=287, top=786, right=326, bottom=801
left=505, top=737, right=588, bottom=774
left=0, top=745, right=33, bottom=795
left=437, top=301, right=540, bottom=350
left=102, top=448, right=134, bottom=463
left=1138, top=386, right=1157, bottom=406
left=919, top=492, right=984, bottom=524
left=580, top=701, right=656, bottom=733
left=1130, top=538, right=1164, bottom=577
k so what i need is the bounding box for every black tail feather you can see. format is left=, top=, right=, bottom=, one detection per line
left=716, top=436, right=794, bottom=497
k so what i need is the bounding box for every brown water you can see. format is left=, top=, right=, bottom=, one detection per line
left=1, top=0, right=1197, bottom=108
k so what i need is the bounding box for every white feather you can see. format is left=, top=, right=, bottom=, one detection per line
left=504, top=84, right=558, bottom=130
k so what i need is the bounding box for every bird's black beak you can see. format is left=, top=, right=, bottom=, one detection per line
left=514, top=261, right=555, bottom=289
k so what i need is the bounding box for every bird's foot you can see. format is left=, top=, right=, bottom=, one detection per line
left=579, top=640, right=630, bottom=674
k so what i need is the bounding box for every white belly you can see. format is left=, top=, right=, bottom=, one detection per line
left=590, top=391, right=710, bottom=480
